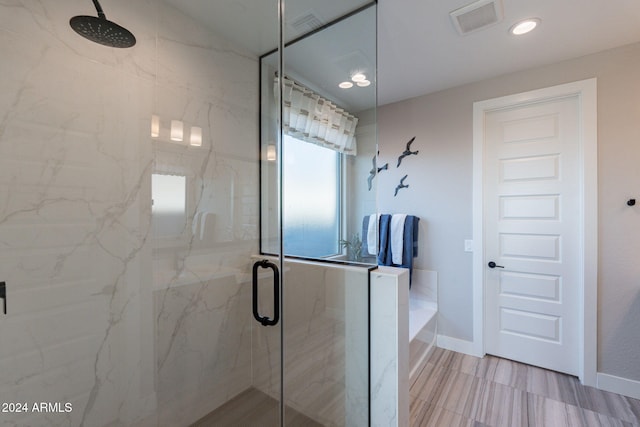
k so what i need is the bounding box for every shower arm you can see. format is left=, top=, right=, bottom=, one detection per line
left=92, top=0, right=107, bottom=19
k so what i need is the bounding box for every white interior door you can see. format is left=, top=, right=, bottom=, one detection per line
left=483, top=94, right=581, bottom=375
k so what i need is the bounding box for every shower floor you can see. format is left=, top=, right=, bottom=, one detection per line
left=190, top=387, right=322, bottom=427
left=192, top=311, right=357, bottom=426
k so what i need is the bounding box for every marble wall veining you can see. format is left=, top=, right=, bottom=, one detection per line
left=0, top=1, right=259, bottom=426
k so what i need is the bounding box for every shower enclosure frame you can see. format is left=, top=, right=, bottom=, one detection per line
left=258, top=2, right=378, bottom=263
left=257, top=1, right=379, bottom=425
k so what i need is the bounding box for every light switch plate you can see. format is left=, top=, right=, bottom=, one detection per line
left=464, top=240, right=474, bottom=252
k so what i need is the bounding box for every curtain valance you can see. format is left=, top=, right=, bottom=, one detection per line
left=275, top=76, right=358, bottom=155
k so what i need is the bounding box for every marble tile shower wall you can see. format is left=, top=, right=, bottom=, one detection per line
left=0, top=1, right=259, bottom=427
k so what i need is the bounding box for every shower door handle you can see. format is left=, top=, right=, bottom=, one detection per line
left=252, top=260, right=280, bottom=326
left=0, top=282, right=5, bottom=315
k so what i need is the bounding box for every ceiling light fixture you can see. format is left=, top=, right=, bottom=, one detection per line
left=510, top=18, right=540, bottom=35
left=357, top=80, right=371, bottom=87
left=339, top=81, right=353, bottom=89
left=351, top=73, right=367, bottom=82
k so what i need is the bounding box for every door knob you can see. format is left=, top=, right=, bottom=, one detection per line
left=488, top=261, right=504, bottom=269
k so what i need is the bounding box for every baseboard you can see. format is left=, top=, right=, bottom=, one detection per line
left=597, top=372, right=640, bottom=400
left=436, top=335, right=480, bottom=357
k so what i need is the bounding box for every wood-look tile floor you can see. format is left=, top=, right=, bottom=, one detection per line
left=410, top=348, right=640, bottom=427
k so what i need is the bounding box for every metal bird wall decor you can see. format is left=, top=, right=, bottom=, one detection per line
left=396, top=136, right=419, bottom=167
left=394, top=175, right=409, bottom=197
left=367, top=152, right=389, bottom=191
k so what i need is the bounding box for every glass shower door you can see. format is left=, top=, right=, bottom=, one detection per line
left=0, top=0, right=374, bottom=425
left=260, top=1, right=378, bottom=425
left=151, top=0, right=281, bottom=426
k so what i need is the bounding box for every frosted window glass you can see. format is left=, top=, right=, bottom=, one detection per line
left=283, top=135, right=340, bottom=257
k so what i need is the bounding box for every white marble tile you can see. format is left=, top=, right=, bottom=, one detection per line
left=0, top=0, right=259, bottom=426
left=153, top=275, right=252, bottom=427
left=371, top=266, right=410, bottom=427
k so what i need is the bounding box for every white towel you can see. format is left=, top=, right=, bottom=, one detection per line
left=367, top=214, right=378, bottom=255
left=391, top=214, right=407, bottom=265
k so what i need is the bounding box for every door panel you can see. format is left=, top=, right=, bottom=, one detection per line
left=500, top=195, right=560, bottom=220
left=485, top=95, right=580, bottom=375
left=499, top=308, right=560, bottom=342
left=500, top=155, right=560, bottom=182
left=499, top=271, right=561, bottom=301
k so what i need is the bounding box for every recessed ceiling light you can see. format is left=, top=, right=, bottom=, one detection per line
left=351, top=73, right=367, bottom=82
left=510, top=18, right=540, bottom=35
left=356, top=80, right=371, bottom=87
left=339, top=81, right=353, bottom=89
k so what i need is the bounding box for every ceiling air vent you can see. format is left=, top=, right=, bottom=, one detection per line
left=290, top=11, right=324, bottom=35
left=450, top=0, right=504, bottom=35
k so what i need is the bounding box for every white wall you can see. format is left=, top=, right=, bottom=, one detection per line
left=348, top=108, right=378, bottom=258
left=377, top=42, right=640, bottom=382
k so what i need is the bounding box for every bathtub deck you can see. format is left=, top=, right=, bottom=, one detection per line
left=409, top=295, right=437, bottom=382
left=409, top=298, right=437, bottom=342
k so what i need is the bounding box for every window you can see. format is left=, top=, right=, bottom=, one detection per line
left=152, top=173, right=187, bottom=238
left=283, top=135, right=341, bottom=257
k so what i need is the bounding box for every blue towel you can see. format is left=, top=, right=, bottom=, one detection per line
left=377, top=214, right=392, bottom=265
left=401, top=215, right=420, bottom=284
left=377, top=214, right=419, bottom=286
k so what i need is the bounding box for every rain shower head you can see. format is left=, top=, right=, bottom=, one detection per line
left=70, top=0, right=136, bottom=48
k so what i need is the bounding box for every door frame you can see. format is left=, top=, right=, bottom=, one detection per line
left=471, top=79, right=598, bottom=386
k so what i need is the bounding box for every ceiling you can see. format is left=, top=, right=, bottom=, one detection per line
left=165, top=0, right=640, bottom=111
left=260, top=4, right=377, bottom=112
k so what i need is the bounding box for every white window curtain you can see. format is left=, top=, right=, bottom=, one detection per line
left=275, top=76, right=358, bottom=155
